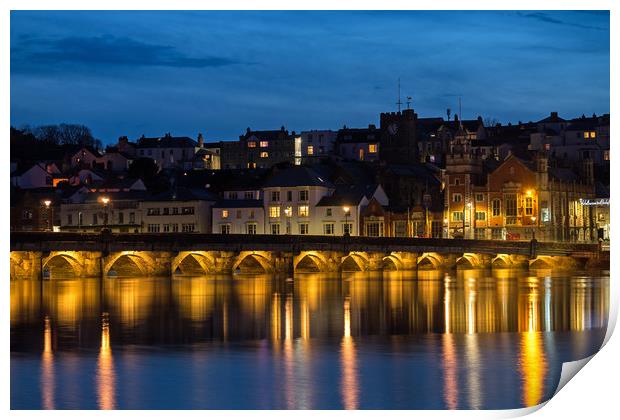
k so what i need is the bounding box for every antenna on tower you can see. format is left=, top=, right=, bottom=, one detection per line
left=458, top=96, right=463, bottom=128
left=396, top=78, right=402, bottom=112
left=406, top=96, right=412, bottom=110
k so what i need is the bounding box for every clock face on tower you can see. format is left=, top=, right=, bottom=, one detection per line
left=387, top=123, right=399, bottom=135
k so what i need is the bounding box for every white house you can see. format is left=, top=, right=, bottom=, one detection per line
left=141, top=188, right=217, bottom=233
left=10, top=162, right=60, bottom=189
left=212, top=199, right=265, bottom=234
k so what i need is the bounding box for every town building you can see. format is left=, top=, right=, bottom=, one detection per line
left=219, top=127, right=298, bottom=169
left=141, top=188, right=218, bottom=233
left=300, top=130, right=337, bottom=163
left=135, top=133, right=200, bottom=170
left=336, top=125, right=380, bottom=162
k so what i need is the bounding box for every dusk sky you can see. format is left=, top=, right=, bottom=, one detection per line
left=10, top=10, right=609, bottom=145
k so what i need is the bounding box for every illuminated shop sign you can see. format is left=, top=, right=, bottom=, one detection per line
left=579, top=198, right=610, bottom=206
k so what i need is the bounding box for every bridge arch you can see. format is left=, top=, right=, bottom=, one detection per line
left=42, top=252, right=83, bottom=279
left=341, top=252, right=368, bottom=272
left=417, top=252, right=443, bottom=270
left=294, top=251, right=328, bottom=273
left=104, top=252, right=155, bottom=277
left=382, top=254, right=404, bottom=271
left=233, top=251, right=274, bottom=274
left=172, top=251, right=215, bottom=275
left=456, top=253, right=483, bottom=269
left=529, top=256, right=555, bottom=270
left=492, top=254, right=511, bottom=268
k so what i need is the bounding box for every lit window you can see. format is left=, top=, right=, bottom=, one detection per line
left=452, top=212, right=463, bottom=222
left=323, top=223, right=335, bottom=235
left=221, top=210, right=229, bottom=218
left=260, top=141, right=269, bottom=147
left=298, top=205, right=309, bottom=217
left=584, top=132, right=589, bottom=139
left=307, top=145, right=314, bottom=155
left=260, top=151, right=269, bottom=158
left=492, top=199, right=501, bottom=217
left=525, top=196, right=533, bottom=216
left=453, top=193, right=462, bottom=203
left=591, top=131, right=597, bottom=139
left=369, top=144, right=377, bottom=153
left=269, top=206, right=280, bottom=218
left=475, top=211, right=486, bottom=221
left=248, top=141, right=257, bottom=148
left=604, top=150, right=610, bottom=161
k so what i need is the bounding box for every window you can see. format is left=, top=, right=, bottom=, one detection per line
left=342, top=223, right=353, bottom=235
left=307, top=145, right=314, bottom=155
left=249, top=210, right=255, bottom=219
left=604, top=150, right=610, bottom=160
left=163, top=224, right=170, bottom=232
left=172, top=208, right=179, bottom=215
left=67, top=214, right=73, bottom=225
left=222, top=210, right=229, bottom=218
left=260, top=141, right=269, bottom=147
left=148, top=224, right=160, bottom=233
left=298, top=205, right=309, bottom=217
left=172, top=223, right=179, bottom=232
left=236, top=210, right=242, bottom=219
left=323, top=223, right=335, bottom=235
left=78, top=212, right=83, bottom=225
left=229, top=192, right=238, bottom=199
left=369, top=144, right=377, bottom=153
left=269, top=206, right=280, bottom=218
left=475, top=193, right=484, bottom=202
left=454, top=178, right=460, bottom=186
left=287, top=191, right=293, bottom=201
left=492, top=199, right=501, bottom=217
left=248, top=141, right=257, bottom=148
left=475, top=211, right=486, bottom=221
left=118, top=212, right=124, bottom=224
left=453, top=193, right=462, bottom=203
left=299, top=190, right=308, bottom=201
left=182, top=223, right=195, bottom=232
left=271, top=191, right=280, bottom=202
left=163, top=208, right=169, bottom=215
left=147, top=208, right=160, bottom=216
left=244, top=191, right=254, bottom=199
left=431, top=221, right=442, bottom=238
left=590, top=131, right=597, bottom=139
left=365, top=222, right=383, bottom=237
left=260, top=151, right=269, bottom=158
left=525, top=196, right=533, bottom=216
left=299, top=223, right=309, bottom=234
left=271, top=224, right=280, bottom=235
left=21, top=210, right=33, bottom=220
left=505, top=194, right=517, bottom=224
left=452, top=212, right=463, bottom=222
left=246, top=223, right=257, bottom=234
left=221, top=224, right=231, bottom=234
left=393, top=220, right=407, bottom=237
left=491, top=228, right=503, bottom=240
left=326, top=208, right=332, bottom=217
left=182, top=207, right=194, bottom=215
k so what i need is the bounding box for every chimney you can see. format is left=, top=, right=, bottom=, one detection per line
left=550, top=112, right=558, bottom=119
left=197, top=133, right=204, bottom=148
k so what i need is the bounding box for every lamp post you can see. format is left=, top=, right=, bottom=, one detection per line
left=531, top=216, right=537, bottom=240
left=43, top=200, right=52, bottom=232
left=343, top=206, right=350, bottom=236
left=284, top=207, right=292, bottom=234
left=99, top=196, right=110, bottom=229
left=465, top=201, right=472, bottom=239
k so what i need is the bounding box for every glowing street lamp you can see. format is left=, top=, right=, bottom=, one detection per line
left=531, top=216, right=537, bottom=240
left=343, top=206, right=351, bottom=236
left=284, top=207, right=292, bottom=234
left=42, top=200, right=52, bottom=231
left=99, top=196, right=110, bottom=228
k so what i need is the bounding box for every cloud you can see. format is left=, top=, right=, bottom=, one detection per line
left=12, top=34, right=241, bottom=69
left=518, top=12, right=607, bottom=31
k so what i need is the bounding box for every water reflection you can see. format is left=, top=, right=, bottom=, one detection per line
left=10, top=269, right=609, bottom=410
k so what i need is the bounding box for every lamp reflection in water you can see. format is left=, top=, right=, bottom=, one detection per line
left=464, top=278, right=482, bottom=409
left=96, top=312, right=116, bottom=410
left=340, top=296, right=359, bottom=410
left=41, top=315, right=55, bottom=410
left=442, top=277, right=458, bottom=409
left=519, top=279, right=546, bottom=407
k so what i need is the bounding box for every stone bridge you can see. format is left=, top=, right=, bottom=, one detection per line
left=9, top=232, right=607, bottom=279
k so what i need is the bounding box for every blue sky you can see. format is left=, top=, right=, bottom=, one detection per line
left=10, top=10, right=610, bottom=144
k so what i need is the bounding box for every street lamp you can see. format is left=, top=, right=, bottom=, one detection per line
left=99, top=196, right=110, bottom=229
left=531, top=216, right=537, bottom=240
left=42, top=200, right=52, bottom=231
left=343, top=206, right=351, bottom=236
left=284, top=207, right=292, bottom=234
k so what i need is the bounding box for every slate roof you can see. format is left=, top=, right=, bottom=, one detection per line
left=315, top=184, right=377, bottom=207
left=145, top=187, right=218, bottom=202
left=536, top=112, right=566, bottom=124
left=137, top=135, right=197, bottom=148
left=548, top=167, right=580, bottom=182
left=212, top=199, right=264, bottom=209
left=336, top=126, right=380, bottom=144
left=263, top=166, right=334, bottom=188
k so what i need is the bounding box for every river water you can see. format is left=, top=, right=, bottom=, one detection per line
left=10, top=269, right=609, bottom=409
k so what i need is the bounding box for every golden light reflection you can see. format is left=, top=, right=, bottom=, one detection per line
left=520, top=330, right=546, bottom=407
left=271, top=293, right=281, bottom=343
left=442, top=333, right=458, bottom=409
left=283, top=294, right=295, bottom=409
left=41, top=315, right=55, bottom=410
left=96, top=312, right=116, bottom=410
left=466, top=279, right=477, bottom=335
left=340, top=297, right=359, bottom=409
left=464, top=333, right=481, bottom=409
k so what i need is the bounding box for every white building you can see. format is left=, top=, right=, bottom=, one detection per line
left=212, top=199, right=265, bottom=234
left=11, top=162, right=61, bottom=189
left=141, top=188, right=217, bottom=233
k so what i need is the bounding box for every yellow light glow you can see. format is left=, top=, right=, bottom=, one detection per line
left=43, top=200, right=52, bottom=208
left=343, top=206, right=350, bottom=214
left=100, top=197, right=110, bottom=205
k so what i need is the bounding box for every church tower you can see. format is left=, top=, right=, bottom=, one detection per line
left=379, top=109, right=419, bottom=164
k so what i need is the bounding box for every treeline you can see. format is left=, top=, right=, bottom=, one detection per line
left=12, top=124, right=103, bottom=149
